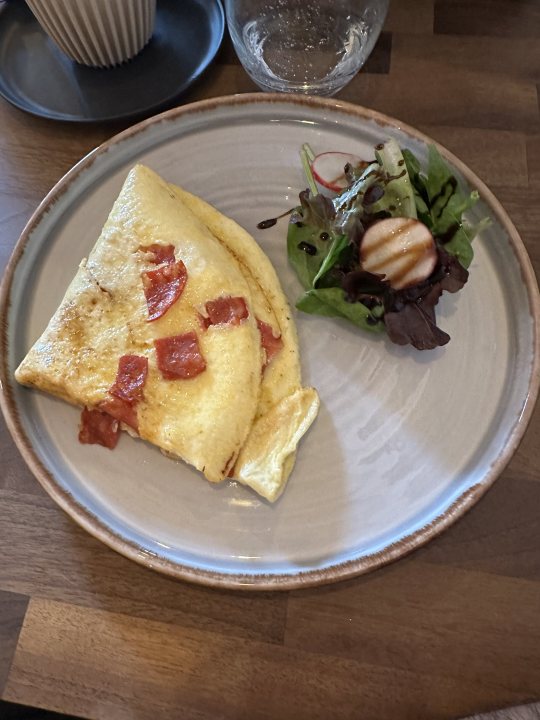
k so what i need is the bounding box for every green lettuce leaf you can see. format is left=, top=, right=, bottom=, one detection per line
left=287, top=192, right=351, bottom=289
left=403, top=144, right=491, bottom=268
left=312, top=233, right=349, bottom=287
left=373, top=138, right=417, bottom=219
left=296, top=288, right=384, bottom=332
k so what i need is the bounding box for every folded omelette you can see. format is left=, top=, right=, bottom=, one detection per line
left=15, top=165, right=319, bottom=502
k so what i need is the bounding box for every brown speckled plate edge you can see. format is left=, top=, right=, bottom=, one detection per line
left=1, top=93, right=539, bottom=591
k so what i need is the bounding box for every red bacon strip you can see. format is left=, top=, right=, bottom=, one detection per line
left=257, top=318, right=284, bottom=368
left=200, top=296, right=249, bottom=329
left=142, top=260, right=188, bottom=322
left=109, top=355, right=148, bottom=404
left=99, top=396, right=139, bottom=431
left=154, top=331, right=206, bottom=380
left=78, top=354, right=148, bottom=445
left=79, top=407, right=119, bottom=449
left=139, top=243, right=176, bottom=265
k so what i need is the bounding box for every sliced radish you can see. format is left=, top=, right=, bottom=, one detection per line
left=311, top=152, right=369, bottom=192
left=360, top=217, right=437, bottom=290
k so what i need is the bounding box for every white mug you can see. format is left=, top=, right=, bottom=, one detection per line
left=25, top=0, right=156, bottom=68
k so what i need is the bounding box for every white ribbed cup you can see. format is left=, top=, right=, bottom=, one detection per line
left=25, top=0, right=157, bottom=68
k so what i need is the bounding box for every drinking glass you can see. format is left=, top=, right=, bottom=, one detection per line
left=224, top=0, right=390, bottom=96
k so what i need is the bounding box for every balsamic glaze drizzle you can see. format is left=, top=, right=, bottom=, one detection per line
left=257, top=207, right=295, bottom=229
left=298, top=241, right=317, bottom=255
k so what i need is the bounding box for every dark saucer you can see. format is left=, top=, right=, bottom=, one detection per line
left=0, top=0, right=224, bottom=122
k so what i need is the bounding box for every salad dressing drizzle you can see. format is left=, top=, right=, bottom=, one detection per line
left=257, top=208, right=295, bottom=229
left=437, top=222, right=461, bottom=244
left=298, top=241, right=317, bottom=256
left=432, top=177, right=458, bottom=217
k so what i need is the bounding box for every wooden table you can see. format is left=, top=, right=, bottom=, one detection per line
left=1, top=1, right=539, bottom=718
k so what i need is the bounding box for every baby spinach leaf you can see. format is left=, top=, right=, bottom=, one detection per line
left=312, top=234, right=349, bottom=287
left=297, top=288, right=384, bottom=333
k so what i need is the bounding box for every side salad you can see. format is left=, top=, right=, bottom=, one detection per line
left=285, top=139, right=490, bottom=350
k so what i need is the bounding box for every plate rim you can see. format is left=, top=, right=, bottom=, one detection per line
left=1, top=92, right=539, bottom=591
left=0, top=0, right=225, bottom=123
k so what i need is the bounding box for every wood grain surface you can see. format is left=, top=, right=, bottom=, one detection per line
left=1, top=1, right=539, bottom=718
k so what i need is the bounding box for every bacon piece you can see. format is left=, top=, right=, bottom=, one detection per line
left=142, top=260, right=188, bottom=322
left=198, top=312, right=211, bottom=331
left=200, top=296, right=249, bottom=329
left=154, top=331, right=206, bottom=380
left=79, top=407, right=119, bottom=449
left=99, top=396, right=139, bottom=431
left=83, top=355, right=148, bottom=436
left=257, top=318, right=284, bottom=368
left=139, top=243, right=176, bottom=265
left=109, top=355, right=148, bottom=404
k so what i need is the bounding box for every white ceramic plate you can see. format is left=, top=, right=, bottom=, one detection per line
left=1, top=95, right=539, bottom=590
